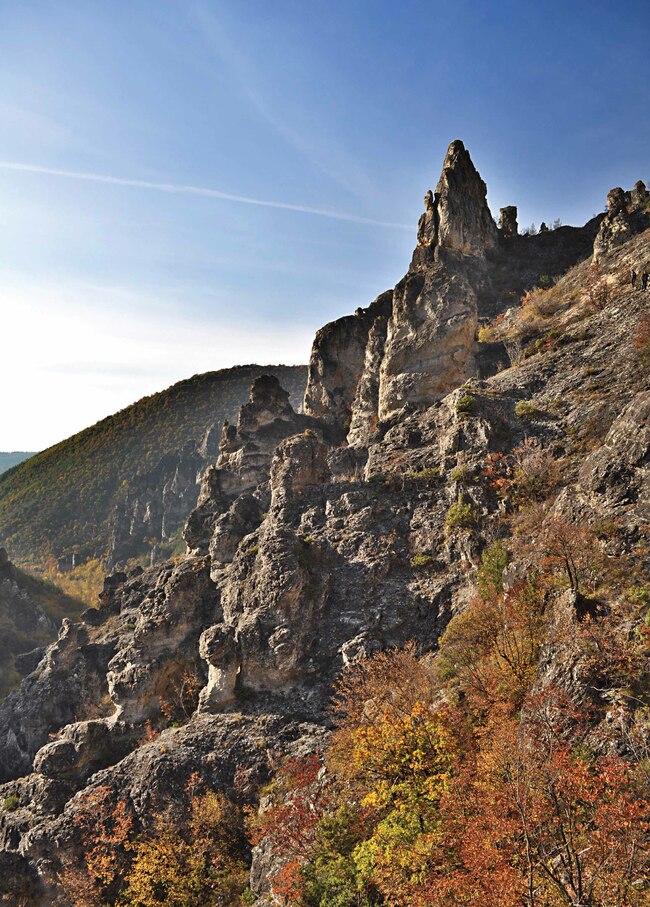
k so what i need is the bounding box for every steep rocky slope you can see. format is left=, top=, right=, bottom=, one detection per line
left=0, top=365, right=307, bottom=573
left=0, top=142, right=648, bottom=905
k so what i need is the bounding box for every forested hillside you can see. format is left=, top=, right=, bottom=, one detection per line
left=0, top=365, right=306, bottom=569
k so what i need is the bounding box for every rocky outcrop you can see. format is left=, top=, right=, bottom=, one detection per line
left=378, top=141, right=498, bottom=420
left=557, top=390, right=650, bottom=529
left=411, top=139, right=498, bottom=266
left=303, top=290, right=392, bottom=434
left=0, top=619, right=112, bottom=782
left=105, top=556, right=218, bottom=723
left=377, top=262, right=484, bottom=420
left=185, top=376, right=317, bottom=551
left=306, top=141, right=499, bottom=434
left=32, top=719, right=134, bottom=784
left=499, top=205, right=518, bottom=238
left=593, top=180, right=650, bottom=260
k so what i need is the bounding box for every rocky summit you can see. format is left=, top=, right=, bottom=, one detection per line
left=1, top=142, right=649, bottom=905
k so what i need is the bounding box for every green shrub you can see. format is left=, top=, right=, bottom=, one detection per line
left=450, top=464, right=475, bottom=484
left=2, top=795, right=19, bottom=811
left=405, top=467, right=441, bottom=484
left=411, top=553, right=434, bottom=569
left=455, top=393, right=476, bottom=415
left=477, top=541, right=509, bottom=600
left=515, top=400, right=538, bottom=420
left=627, top=586, right=650, bottom=607
left=445, top=498, right=478, bottom=531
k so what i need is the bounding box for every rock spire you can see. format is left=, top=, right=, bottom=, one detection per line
left=412, top=139, right=498, bottom=265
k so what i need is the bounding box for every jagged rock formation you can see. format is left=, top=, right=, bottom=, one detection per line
left=1, top=143, right=648, bottom=905
left=498, top=205, right=518, bottom=238
left=304, top=291, right=393, bottom=435
left=412, top=139, right=498, bottom=262
left=593, top=179, right=650, bottom=260
left=306, top=140, right=499, bottom=432
left=185, top=375, right=319, bottom=552
left=107, top=372, right=310, bottom=569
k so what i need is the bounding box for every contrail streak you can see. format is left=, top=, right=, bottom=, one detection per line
left=0, top=161, right=413, bottom=231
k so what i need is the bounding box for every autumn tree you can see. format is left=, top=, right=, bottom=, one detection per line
left=122, top=778, right=249, bottom=907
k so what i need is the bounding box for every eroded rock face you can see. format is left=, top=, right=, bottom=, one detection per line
left=303, top=291, right=393, bottom=434
left=593, top=181, right=650, bottom=260
left=347, top=309, right=391, bottom=447
left=106, top=556, right=218, bottom=723
left=378, top=141, right=499, bottom=420
left=185, top=376, right=314, bottom=550
left=0, top=620, right=112, bottom=782
left=197, top=624, right=239, bottom=710
left=306, top=141, right=498, bottom=432
left=269, top=433, right=331, bottom=511
left=211, top=435, right=333, bottom=694
left=560, top=390, right=650, bottom=527
left=107, top=441, right=204, bottom=568
left=378, top=264, right=482, bottom=420
left=32, top=719, right=134, bottom=783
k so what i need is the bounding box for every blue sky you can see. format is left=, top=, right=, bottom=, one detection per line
left=1, top=0, right=648, bottom=450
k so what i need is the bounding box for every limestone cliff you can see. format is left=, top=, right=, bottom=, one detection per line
left=0, top=143, right=648, bottom=906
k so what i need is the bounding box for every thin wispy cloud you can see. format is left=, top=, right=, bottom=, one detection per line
left=0, top=161, right=411, bottom=231
left=189, top=4, right=380, bottom=204
left=187, top=4, right=376, bottom=198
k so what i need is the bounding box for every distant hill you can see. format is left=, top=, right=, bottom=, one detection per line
left=0, top=453, right=36, bottom=475
left=0, top=365, right=307, bottom=570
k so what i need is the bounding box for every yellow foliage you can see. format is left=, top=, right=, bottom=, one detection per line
left=40, top=557, right=105, bottom=608
left=121, top=789, right=249, bottom=907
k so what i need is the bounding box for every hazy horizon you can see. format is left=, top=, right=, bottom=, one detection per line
left=2, top=0, right=649, bottom=450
